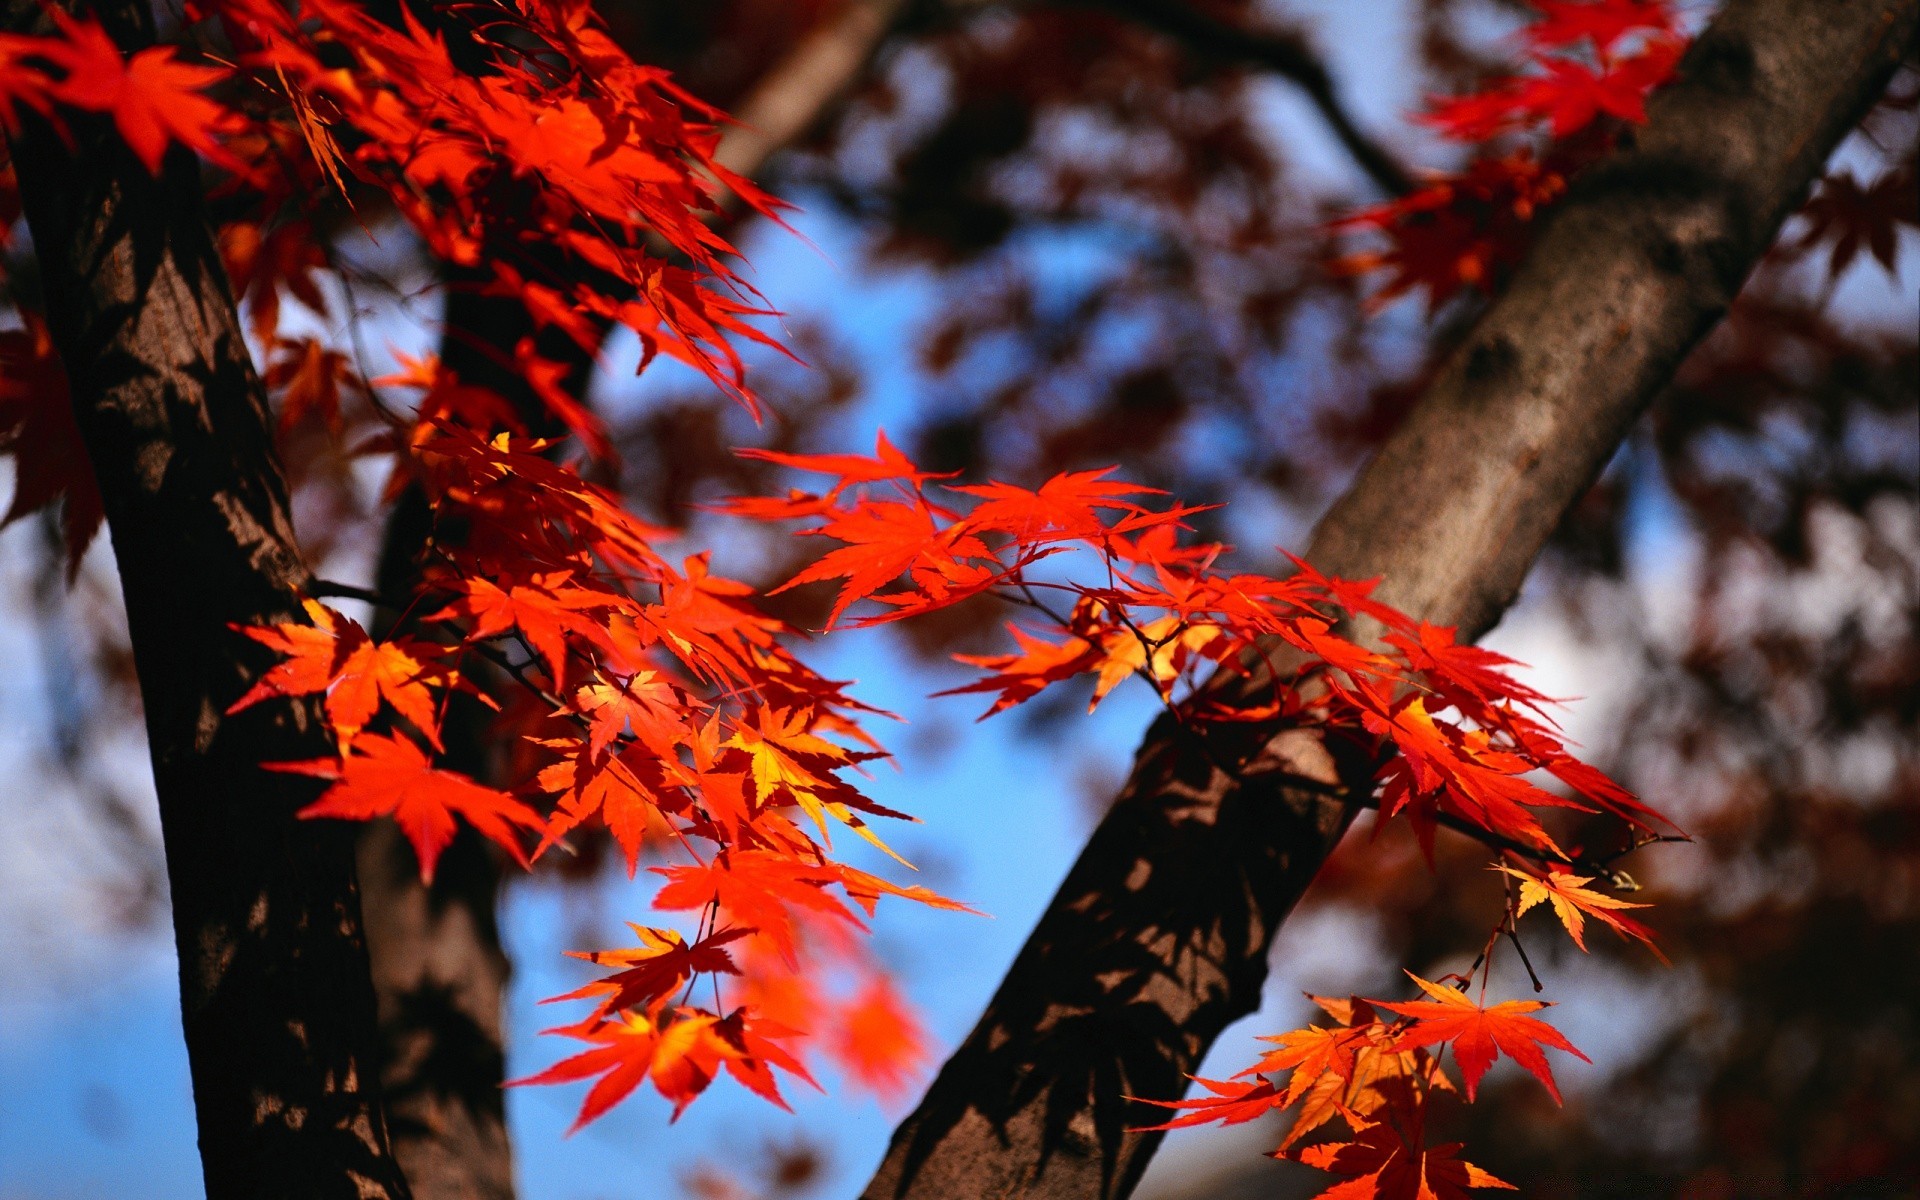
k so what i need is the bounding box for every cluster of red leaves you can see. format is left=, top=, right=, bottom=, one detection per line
left=186, top=0, right=786, bottom=415
left=722, top=434, right=1677, bottom=863
left=1336, top=0, right=1688, bottom=309
left=0, top=0, right=933, bottom=1124
left=1137, top=980, right=1586, bottom=1199
left=0, top=0, right=788, bottom=563
left=716, top=432, right=1687, bottom=1190
left=224, top=420, right=968, bottom=1119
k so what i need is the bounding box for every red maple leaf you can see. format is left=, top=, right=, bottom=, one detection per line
left=1131, top=1076, right=1290, bottom=1132
left=738, top=430, right=944, bottom=499
left=653, top=851, right=864, bottom=965
left=1293, top=1118, right=1515, bottom=1200
left=428, top=571, right=615, bottom=686
left=0, top=316, right=102, bottom=573
left=31, top=13, right=241, bottom=173
left=275, top=731, right=544, bottom=882
left=826, top=973, right=929, bottom=1102
left=546, top=925, right=752, bottom=1016
left=229, top=600, right=452, bottom=750
left=511, top=1006, right=816, bottom=1130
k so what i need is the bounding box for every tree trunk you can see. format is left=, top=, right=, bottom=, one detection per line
left=354, top=274, right=597, bottom=1200
left=2, top=0, right=411, bottom=1196
left=859, top=1, right=1919, bottom=1197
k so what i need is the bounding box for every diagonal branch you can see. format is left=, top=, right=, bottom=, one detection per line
left=715, top=0, right=915, bottom=184
left=859, top=1, right=1919, bottom=1197
left=1075, top=0, right=1415, bottom=195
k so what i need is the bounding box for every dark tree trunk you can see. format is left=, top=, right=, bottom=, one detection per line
left=860, top=1, right=1920, bottom=1197
left=2, top=0, right=411, bottom=1196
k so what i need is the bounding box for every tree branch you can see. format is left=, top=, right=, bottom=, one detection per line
left=859, top=1, right=1919, bottom=1197
left=1072, top=0, right=1415, bottom=195
left=714, top=0, right=914, bottom=184
left=3, top=0, right=412, bottom=1193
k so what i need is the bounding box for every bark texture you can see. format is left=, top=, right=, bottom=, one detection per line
left=3, top=1, right=411, bottom=1196
left=860, top=1, right=1919, bottom=1197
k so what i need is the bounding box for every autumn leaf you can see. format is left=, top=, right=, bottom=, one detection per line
left=1786, top=166, right=1918, bottom=277
left=826, top=973, right=929, bottom=1102
left=941, top=623, right=1101, bottom=718
left=547, top=925, right=751, bottom=1016
left=653, top=851, right=864, bottom=966
left=27, top=13, right=241, bottom=173
left=1130, top=1076, right=1290, bottom=1132
left=229, top=599, right=450, bottom=751
left=1375, top=972, right=1589, bottom=1103
left=1292, top=1120, right=1515, bottom=1200
left=738, top=430, right=944, bottom=499
left=0, top=315, right=102, bottom=573
left=427, top=572, right=615, bottom=686
left=512, top=1006, right=816, bottom=1129
left=950, top=468, right=1167, bottom=543
left=1495, top=865, right=1666, bottom=961
left=275, top=731, right=543, bottom=883
left=535, top=737, right=675, bottom=874
left=569, top=670, right=685, bottom=758
left=266, top=337, right=355, bottom=434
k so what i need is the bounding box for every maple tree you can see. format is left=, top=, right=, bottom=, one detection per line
left=0, top=0, right=1913, bottom=1198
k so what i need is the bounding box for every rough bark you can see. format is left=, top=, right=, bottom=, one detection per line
left=2, top=0, right=411, bottom=1196
left=859, top=1, right=1919, bottom=1197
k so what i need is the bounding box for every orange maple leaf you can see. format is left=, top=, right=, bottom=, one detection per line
left=826, top=973, right=929, bottom=1102
left=1374, top=972, right=1588, bottom=1103
left=512, top=1006, right=816, bottom=1129
left=1130, top=1076, right=1291, bottom=1132
left=228, top=599, right=450, bottom=751
left=738, top=430, right=943, bottom=499
left=653, top=851, right=863, bottom=966
left=428, top=572, right=615, bottom=686
left=1496, top=865, right=1666, bottom=961
left=535, top=737, right=675, bottom=874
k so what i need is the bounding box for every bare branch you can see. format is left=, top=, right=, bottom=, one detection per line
left=1072, top=0, right=1416, bottom=195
